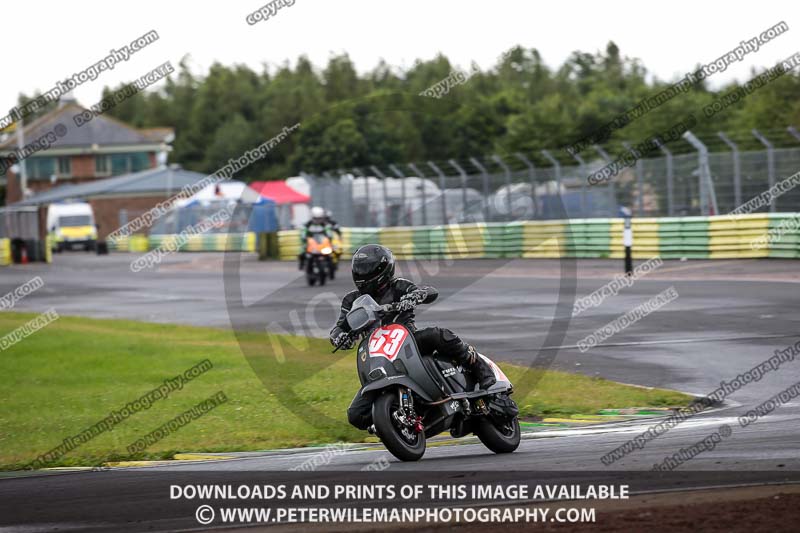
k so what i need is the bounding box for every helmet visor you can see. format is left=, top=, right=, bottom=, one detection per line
left=352, top=257, right=384, bottom=277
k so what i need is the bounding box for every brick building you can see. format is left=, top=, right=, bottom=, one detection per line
left=0, top=98, right=173, bottom=205
left=12, top=165, right=209, bottom=240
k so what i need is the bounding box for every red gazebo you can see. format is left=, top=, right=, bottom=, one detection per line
left=249, top=181, right=310, bottom=229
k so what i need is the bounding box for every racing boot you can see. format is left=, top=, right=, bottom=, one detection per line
left=465, top=345, right=496, bottom=390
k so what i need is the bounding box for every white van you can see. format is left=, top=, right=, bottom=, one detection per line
left=47, top=202, right=97, bottom=252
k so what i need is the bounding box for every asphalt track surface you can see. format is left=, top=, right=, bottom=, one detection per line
left=2, top=253, right=800, bottom=531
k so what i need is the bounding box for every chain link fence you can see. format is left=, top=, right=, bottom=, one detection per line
left=304, top=130, right=800, bottom=227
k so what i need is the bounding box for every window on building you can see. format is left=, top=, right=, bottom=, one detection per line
left=111, top=154, right=131, bottom=176
left=95, top=155, right=111, bottom=176
left=110, top=152, right=152, bottom=176
left=131, top=152, right=151, bottom=172
left=57, top=157, right=71, bottom=177
left=24, top=157, right=56, bottom=179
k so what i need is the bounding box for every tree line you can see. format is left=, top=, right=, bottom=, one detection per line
left=14, top=43, right=800, bottom=182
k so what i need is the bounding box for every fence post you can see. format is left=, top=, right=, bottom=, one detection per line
left=717, top=132, right=741, bottom=211
left=302, top=170, right=314, bottom=200
left=491, top=155, right=513, bottom=220
left=352, top=167, right=370, bottom=226
left=317, top=171, right=330, bottom=212
left=408, top=163, right=428, bottom=226
left=593, top=145, right=616, bottom=217
left=334, top=168, right=354, bottom=227
left=622, top=141, right=645, bottom=216
left=540, top=150, right=562, bottom=190
left=427, top=161, right=448, bottom=225
left=321, top=171, right=332, bottom=217
left=346, top=170, right=358, bottom=228
left=448, top=159, right=469, bottom=221
left=514, top=153, right=537, bottom=219
left=323, top=170, right=347, bottom=227
left=654, top=140, right=675, bottom=216
left=569, top=152, right=588, bottom=217
left=388, top=164, right=407, bottom=226
left=540, top=150, right=562, bottom=218
left=683, top=131, right=718, bottom=216
left=752, top=129, right=776, bottom=213
left=370, top=165, right=390, bottom=227
left=468, top=157, right=491, bottom=222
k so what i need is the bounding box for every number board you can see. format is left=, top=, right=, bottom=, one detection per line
left=368, top=325, right=409, bottom=361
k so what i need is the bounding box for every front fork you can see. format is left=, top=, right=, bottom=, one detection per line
left=395, top=388, right=424, bottom=434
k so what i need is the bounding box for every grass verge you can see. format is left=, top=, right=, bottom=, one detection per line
left=0, top=312, right=691, bottom=470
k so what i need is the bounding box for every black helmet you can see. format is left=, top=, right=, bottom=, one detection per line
left=352, top=244, right=395, bottom=297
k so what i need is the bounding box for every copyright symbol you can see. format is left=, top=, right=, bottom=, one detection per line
left=195, top=505, right=214, bottom=525
left=54, top=123, right=67, bottom=137
left=719, top=424, right=732, bottom=437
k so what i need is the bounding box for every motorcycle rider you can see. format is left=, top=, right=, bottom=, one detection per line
left=324, top=209, right=342, bottom=238
left=324, top=209, right=343, bottom=266
left=329, top=244, right=496, bottom=430
left=298, top=206, right=333, bottom=270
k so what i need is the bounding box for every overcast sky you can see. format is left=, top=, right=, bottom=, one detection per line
left=2, top=0, right=795, bottom=114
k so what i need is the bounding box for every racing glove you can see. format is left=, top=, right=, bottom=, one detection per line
left=331, top=331, right=354, bottom=350
left=397, top=289, right=427, bottom=311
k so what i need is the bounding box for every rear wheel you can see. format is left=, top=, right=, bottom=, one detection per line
left=372, top=391, right=425, bottom=461
left=475, top=416, right=520, bottom=454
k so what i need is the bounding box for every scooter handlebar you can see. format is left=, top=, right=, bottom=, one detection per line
left=331, top=302, right=405, bottom=353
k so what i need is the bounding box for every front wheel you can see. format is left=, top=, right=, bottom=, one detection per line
left=306, top=258, right=317, bottom=286
left=372, top=391, right=426, bottom=461
left=327, top=257, right=335, bottom=280
left=475, top=416, right=520, bottom=454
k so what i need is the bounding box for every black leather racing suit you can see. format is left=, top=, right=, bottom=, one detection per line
left=330, top=277, right=472, bottom=430
left=325, top=216, right=342, bottom=237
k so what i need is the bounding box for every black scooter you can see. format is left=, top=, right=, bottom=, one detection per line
left=335, top=294, right=520, bottom=461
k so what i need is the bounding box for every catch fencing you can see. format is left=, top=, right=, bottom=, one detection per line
left=304, top=128, right=800, bottom=226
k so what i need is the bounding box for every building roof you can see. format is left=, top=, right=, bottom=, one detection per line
left=249, top=180, right=310, bottom=205
left=14, top=165, right=209, bottom=206
left=0, top=102, right=173, bottom=153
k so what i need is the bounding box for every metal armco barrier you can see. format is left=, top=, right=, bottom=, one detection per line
left=0, top=238, right=11, bottom=266
left=81, top=214, right=800, bottom=261
left=274, top=214, right=799, bottom=261
left=257, top=232, right=280, bottom=260
left=106, top=233, right=257, bottom=253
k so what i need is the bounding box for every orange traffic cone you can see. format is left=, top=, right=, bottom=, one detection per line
left=20, top=246, right=28, bottom=264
